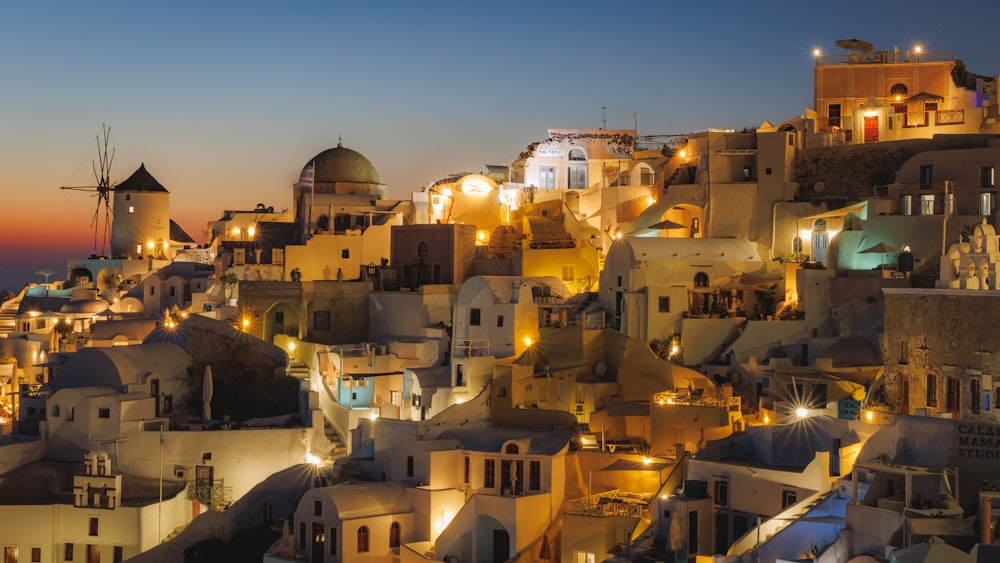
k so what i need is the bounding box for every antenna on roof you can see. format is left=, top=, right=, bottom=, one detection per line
left=601, top=106, right=607, bottom=130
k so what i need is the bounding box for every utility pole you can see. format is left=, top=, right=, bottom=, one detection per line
left=602, top=106, right=607, bottom=130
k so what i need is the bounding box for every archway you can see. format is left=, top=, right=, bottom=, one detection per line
left=263, top=301, right=300, bottom=343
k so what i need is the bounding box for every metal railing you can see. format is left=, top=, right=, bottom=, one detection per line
left=815, top=50, right=953, bottom=66
left=565, top=489, right=645, bottom=517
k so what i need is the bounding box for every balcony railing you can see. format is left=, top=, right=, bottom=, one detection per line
left=815, top=50, right=953, bottom=66
left=565, top=489, right=646, bottom=517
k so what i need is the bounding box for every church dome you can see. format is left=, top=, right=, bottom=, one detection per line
left=306, top=143, right=380, bottom=185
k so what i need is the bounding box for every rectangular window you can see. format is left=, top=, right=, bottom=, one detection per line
left=568, top=166, right=587, bottom=189
left=947, top=376, right=960, bottom=413
left=714, top=479, right=729, bottom=506
left=5, top=547, right=18, bottom=563
left=469, top=308, right=481, bottom=326
left=89, top=517, right=99, bottom=536
left=539, top=166, right=555, bottom=188
left=169, top=286, right=176, bottom=297
left=658, top=296, right=670, bottom=313
left=782, top=489, right=798, bottom=509
left=765, top=167, right=772, bottom=175
left=828, top=103, right=841, bottom=128
left=113, top=546, right=123, bottom=563
left=484, top=459, right=496, bottom=488
left=920, top=194, right=936, bottom=216
left=617, top=276, right=622, bottom=287
left=742, top=165, right=753, bottom=181
left=314, top=499, right=322, bottom=516
left=899, top=194, right=913, bottom=216
left=64, top=544, right=73, bottom=562
left=329, top=527, right=337, bottom=555
left=406, top=455, right=414, bottom=478
left=314, top=311, right=331, bottom=331
left=299, top=522, right=306, bottom=550
left=341, top=249, right=349, bottom=259
left=97, top=408, right=110, bottom=419
left=529, top=460, right=541, bottom=491
left=150, top=286, right=155, bottom=296
left=390, top=390, right=400, bottom=406
left=464, top=456, right=470, bottom=484
left=562, top=265, right=575, bottom=281
left=926, top=374, right=937, bottom=407
left=981, top=192, right=996, bottom=216
left=576, top=385, right=585, bottom=404
left=983, top=166, right=996, bottom=188
left=128, top=206, right=135, bottom=214
left=33, top=547, right=42, bottom=563
left=496, top=315, right=504, bottom=328
left=899, top=340, right=908, bottom=365
left=920, top=164, right=934, bottom=187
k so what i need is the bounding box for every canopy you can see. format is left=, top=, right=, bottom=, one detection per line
left=648, top=219, right=686, bottom=230
left=859, top=242, right=901, bottom=254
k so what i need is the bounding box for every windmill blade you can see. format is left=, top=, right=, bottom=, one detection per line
left=60, top=124, right=118, bottom=255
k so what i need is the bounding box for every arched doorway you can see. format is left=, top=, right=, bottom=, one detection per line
left=811, top=219, right=829, bottom=265
left=263, top=302, right=300, bottom=343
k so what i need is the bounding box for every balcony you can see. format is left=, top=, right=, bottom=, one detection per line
left=815, top=50, right=952, bottom=66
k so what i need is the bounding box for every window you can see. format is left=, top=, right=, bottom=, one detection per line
left=568, top=166, right=587, bottom=189
left=920, top=194, right=936, bottom=216
left=464, top=456, right=470, bottom=484
left=33, top=547, right=42, bottom=563
left=714, top=479, right=729, bottom=506
left=390, top=390, right=400, bottom=406
left=694, top=272, right=709, bottom=288
left=341, top=249, right=349, bottom=259
left=52, top=405, right=60, bottom=418
left=899, top=194, right=913, bottom=216
left=484, top=459, right=496, bottom=488
left=496, top=315, right=504, bottom=328
left=616, top=276, right=622, bottom=287
left=742, top=165, right=753, bottom=181
left=299, top=522, right=306, bottom=550
left=505, top=443, right=519, bottom=454
left=640, top=169, right=654, bottom=186
left=314, top=311, right=331, bottom=331
left=926, top=374, right=937, bottom=407
left=562, top=265, right=575, bottom=281
left=765, top=167, right=772, bottom=175
left=782, top=489, right=798, bottom=509
left=980, top=192, right=996, bottom=216
left=539, top=166, right=555, bottom=188
left=828, top=103, right=841, bottom=128
left=128, top=206, right=135, bottom=214
left=983, top=166, right=996, bottom=188
left=389, top=522, right=401, bottom=549
left=947, top=376, right=960, bottom=413
left=576, top=385, right=585, bottom=404
left=314, top=499, right=322, bottom=516
left=920, top=164, right=933, bottom=187
left=4, top=548, right=17, bottom=563
left=406, top=455, right=414, bottom=478
left=417, top=241, right=428, bottom=258
left=67, top=407, right=74, bottom=422
left=899, top=341, right=908, bottom=365
left=98, top=408, right=110, bottom=419
left=529, top=460, right=541, bottom=491
left=169, top=286, right=175, bottom=297
left=469, top=308, right=481, bottom=326
left=150, top=286, right=155, bottom=296
left=329, top=527, right=337, bottom=555
left=113, top=546, right=123, bottom=563
left=972, top=378, right=982, bottom=414
left=64, top=544, right=73, bottom=562
left=89, top=517, right=99, bottom=536
left=658, top=296, right=670, bottom=313
left=890, top=83, right=908, bottom=96
left=357, top=526, right=369, bottom=553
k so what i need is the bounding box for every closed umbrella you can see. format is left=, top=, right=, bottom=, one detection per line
left=202, top=365, right=214, bottom=421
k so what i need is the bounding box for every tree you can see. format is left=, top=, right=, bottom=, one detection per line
left=221, top=273, right=239, bottom=301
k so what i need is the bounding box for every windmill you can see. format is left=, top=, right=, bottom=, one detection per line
left=61, top=124, right=117, bottom=256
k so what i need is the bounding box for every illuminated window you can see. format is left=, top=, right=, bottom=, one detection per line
left=980, top=192, right=996, bottom=216
left=828, top=103, right=841, bottom=128
left=539, top=166, right=555, bottom=188
left=920, top=194, right=936, bottom=215
left=983, top=166, right=996, bottom=188
left=128, top=206, right=135, bottom=214
left=900, top=194, right=914, bottom=216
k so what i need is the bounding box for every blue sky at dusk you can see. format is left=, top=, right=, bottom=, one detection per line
left=1, top=0, right=998, bottom=290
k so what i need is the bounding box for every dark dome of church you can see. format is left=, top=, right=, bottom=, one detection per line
left=307, top=143, right=380, bottom=185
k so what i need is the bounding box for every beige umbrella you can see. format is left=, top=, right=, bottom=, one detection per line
left=202, top=365, right=214, bottom=421
left=859, top=242, right=901, bottom=269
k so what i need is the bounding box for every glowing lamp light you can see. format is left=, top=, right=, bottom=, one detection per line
left=647, top=196, right=656, bottom=206
left=862, top=109, right=878, bottom=117
left=232, top=227, right=241, bottom=236
left=241, top=317, right=251, bottom=330
left=642, top=457, right=653, bottom=465
left=813, top=48, right=821, bottom=57
left=914, top=45, right=922, bottom=53
left=288, top=342, right=296, bottom=351
left=615, top=231, right=623, bottom=240
left=476, top=230, right=488, bottom=244
left=146, top=240, right=155, bottom=250
left=247, top=226, right=256, bottom=237
left=455, top=397, right=464, bottom=404
left=523, top=336, right=534, bottom=347
left=865, top=410, right=874, bottom=422
left=795, top=407, right=809, bottom=418
left=679, top=149, right=687, bottom=159
left=763, top=415, right=770, bottom=424
left=305, top=452, right=322, bottom=466
left=369, top=412, right=379, bottom=421
left=896, top=95, right=902, bottom=101
left=441, top=188, right=453, bottom=198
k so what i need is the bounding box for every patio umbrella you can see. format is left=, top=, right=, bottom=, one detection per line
left=202, top=365, right=214, bottom=421
left=34, top=267, right=56, bottom=283
left=649, top=219, right=686, bottom=230
left=859, top=242, right=901, bottom=269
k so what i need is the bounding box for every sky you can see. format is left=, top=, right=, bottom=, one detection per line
left=2, top=0, right=999, bottom=291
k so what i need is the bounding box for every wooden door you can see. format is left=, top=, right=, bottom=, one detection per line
left=864, top=116, right=879, bottom=143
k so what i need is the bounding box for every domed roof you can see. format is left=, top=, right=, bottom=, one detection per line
left=306, top=143, right=380, bottom=185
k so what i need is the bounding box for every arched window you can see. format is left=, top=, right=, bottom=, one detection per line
left=568, top=148, right=586, bottom=161
left=357, top=525, right=369, bottom=553
left=389, top=522, right=400, bottom=548
left=694, top=272, right=709, bottom=288
left=792, top=236, right=803, bottom=254
left=504, top=443, right=519, bottom=454
left=417, top=241, right=428, bottom=258
left=889, top=83, right=908, bottom=96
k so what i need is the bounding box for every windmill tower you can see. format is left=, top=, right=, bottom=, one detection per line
left=61, top=124, right=117, bottom=256
left=110, top=163, right=171, bottom=260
